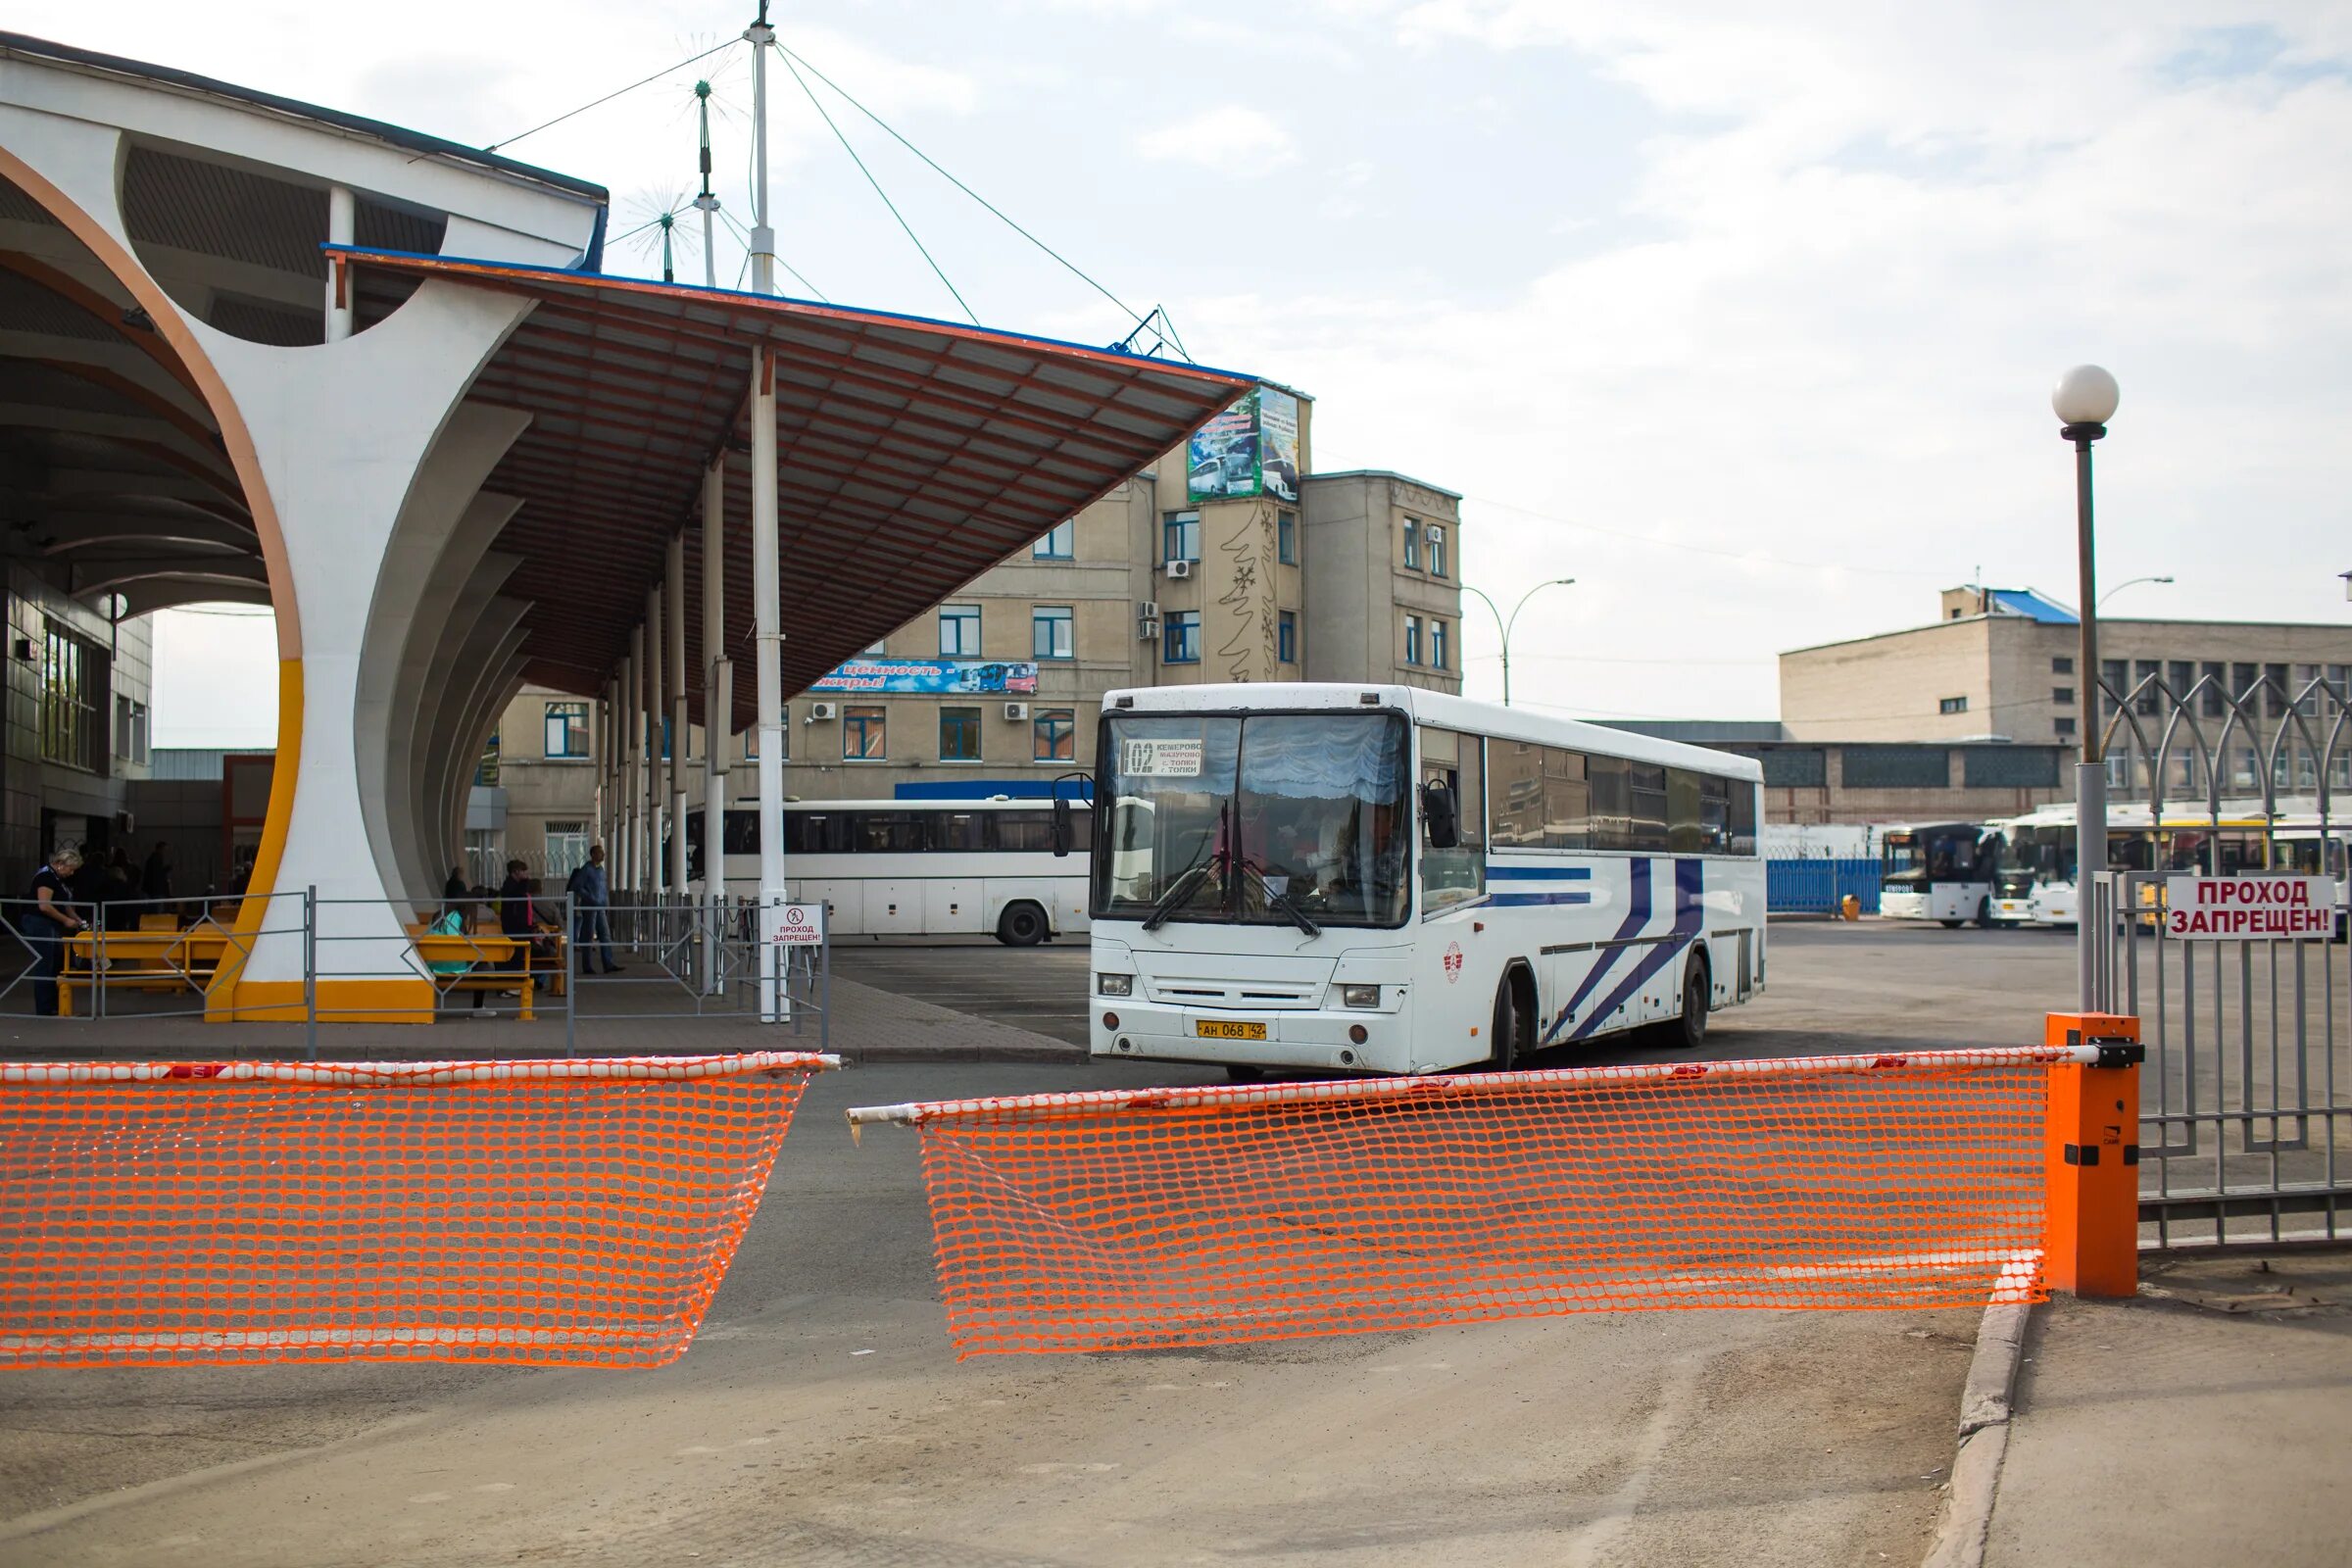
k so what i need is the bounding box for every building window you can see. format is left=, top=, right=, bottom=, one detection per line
left=545, top=821, right=590, bottom=879
left=1033, top=518, right=1074, bottom=560
left=1163, top=511, right=1200, bottom=564
left=1938, top=696, right=1967, bottom=714
left=39, top=619, right=105, bottom=772
left=544, top=700, right=590, bottom=759
left=859, top=638, right=887, bottom=656
left=2052, top=687, right=2074, bottom=706
left=2055, top=716, right=2077, bottom=737
left=1032, top=605, right=1074, bottom=661
left=1404, top=615, right=1423, bottom=665
left=1277, top=510, right=1297, bottom=564
left=1277, top=611, right=1297, bottom=664
left=843, top=706, right=886, bottom=759
left=2133, top=660, right=2161, bottom=715
left=1426, top=524, right=1447, bottom=578
left=1402, top=519, right=1420, bottom=569
left=940, top=707, right=981, bottom=761
left=2102, top=659, right=2130, bottom=714
left=474, top=733, right=501, bottom=787
left=1163, top=611, right=1200, bottom=663
left=2052, top=657, right=2073, bottom=674
left=2265, top=662, right=2289, bottom=717
left=1430, top=618, right=1449, bottom=670
left=2201, top=661, right=2226, bottom=717
left=113, top=695, right=150, bottom=766
left=938, top=604, right=980, bottom=657
left=1033, top=708, right=1075, bottom=761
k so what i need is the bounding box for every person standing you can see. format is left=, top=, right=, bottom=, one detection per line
left=24, top=847, right=86, bottom=1017
left=140, top=842, right=173, bottom=901
left=565, top=844, right=621, bottom=974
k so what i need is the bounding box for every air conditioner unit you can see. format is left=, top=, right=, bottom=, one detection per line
left=1165, top=559, right=1195, bottom=580
left=1003, top=702, right=1029, bottom=721
left=1137, top=600, right=1159, bottom=620
left=808, top=701, right=838, bottom=720
left=1137, top=619, right=1160, bottom=642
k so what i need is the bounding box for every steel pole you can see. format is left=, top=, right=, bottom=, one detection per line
left=2070, top=429, right=2107, bottom=1011
left=746, top=8, right=776, bottom=296
left=666, top=534, right=690, bottom=900
left=701, top=457, right=728, bottom=992
left=752, top=345, right=786, bottom=1020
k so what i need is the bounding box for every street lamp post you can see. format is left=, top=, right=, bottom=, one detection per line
left=1460, top=578, right=1576, bottom=706
left=2096, top=574, right=2173, bottom=612
left=2055, top=364, right=2120, bottom=1011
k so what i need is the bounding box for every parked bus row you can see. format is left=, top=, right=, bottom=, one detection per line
left=1876, top=807, right=2350, bottom=937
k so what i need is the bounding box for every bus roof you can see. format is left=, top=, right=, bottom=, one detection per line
left=1102, top=683, right=1765, bottom=783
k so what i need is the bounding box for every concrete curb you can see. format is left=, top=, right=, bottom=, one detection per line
left=1921, top=1299, right=2032, bottom=1568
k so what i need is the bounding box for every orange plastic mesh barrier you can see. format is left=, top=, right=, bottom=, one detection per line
left=850, top=1047, right=2090, bottom=1357
left=0, top=1053, right=834, bottom=1369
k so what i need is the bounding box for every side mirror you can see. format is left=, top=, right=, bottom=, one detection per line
left=1421, top=781, right=1459, bottom=850
left=1051, top=797, right=1074, bottom=858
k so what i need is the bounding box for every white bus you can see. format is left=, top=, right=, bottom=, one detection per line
left=1877, top=822, right=1996, bottom=927
left=1999, top=801, right=2349, bottom=936
left=1086, top=683, right=1766, bottom=1077
left=687, top=798, right=1089, bottom=944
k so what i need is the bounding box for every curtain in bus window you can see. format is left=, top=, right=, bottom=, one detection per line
left=1240, top=715, right=1408, bottom=803
left=935, top=812, right=985, bottom=853
left=723, top=810, right=760, bottom=857
left=989, top=811, right=1055, bottom=853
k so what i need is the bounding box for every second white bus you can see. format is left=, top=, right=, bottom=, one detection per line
left=1087, top=683, right=1766, bottom=1077
left=687, top=797, right=1090, bottom=944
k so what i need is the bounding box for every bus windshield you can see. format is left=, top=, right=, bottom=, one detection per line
left=1883, top=826, right=1983, bottom=885
left=1094, top=710, right=1412, bottom=928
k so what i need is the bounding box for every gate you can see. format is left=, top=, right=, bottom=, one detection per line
left=2090, top=669, right=2350, bottom=1247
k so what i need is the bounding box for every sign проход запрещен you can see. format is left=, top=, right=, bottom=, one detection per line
left=2162, top=876, right=2338, bottom=939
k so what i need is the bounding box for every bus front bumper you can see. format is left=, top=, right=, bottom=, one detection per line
left=1090, top=1002, right=1417, bottom=1076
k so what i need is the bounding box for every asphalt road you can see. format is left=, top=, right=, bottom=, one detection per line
left=832, top=919, right=2084, bottom=1059
left=0, top=922, right=2094, bottom=1566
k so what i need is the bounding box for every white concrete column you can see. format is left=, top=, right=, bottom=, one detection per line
left=622, top=635, right=642, bottom=896
left=324, top=184, right=355, bottom=343
left=665, top=534, right=689, bottom=898
left=699, top=459, right=728, bottom=990
left=599, top=673, right=619, bottom=851
left=645, top=584, right=665, bottom=899
left=752, top=344, right=786, bottom=1020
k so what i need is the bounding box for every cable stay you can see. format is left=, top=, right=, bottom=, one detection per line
left=480, top=38, right=740, bottom=156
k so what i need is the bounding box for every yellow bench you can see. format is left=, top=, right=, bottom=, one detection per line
left=60, top=927, right=231, bottom=1016
left=412, top=932, right=567, bottom=1018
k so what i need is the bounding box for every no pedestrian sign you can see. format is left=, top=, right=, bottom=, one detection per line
left=2163, top=876, right=2337, bottom=940
left=769, top=904, right=825, bottom=946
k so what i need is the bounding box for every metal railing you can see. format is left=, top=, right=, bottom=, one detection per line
left=0, top=888, right=828, bottom=1060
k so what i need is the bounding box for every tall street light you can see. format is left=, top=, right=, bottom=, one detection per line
left=1460, top=578, right=1576, bottom=707
left=2055, top=364, right=2120, bottom=1010
left=2097, top=574, right=2173, bottom=612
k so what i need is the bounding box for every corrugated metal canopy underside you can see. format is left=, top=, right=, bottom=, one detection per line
left=340, top=247, right=1250, bottom=726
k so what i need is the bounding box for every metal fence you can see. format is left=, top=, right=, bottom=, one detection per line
left=1765, top=857, right=1881, bottom=915
left=2090, top=670, right=2350, bottom=1247
left=0, top=888, right=828, bottom=1060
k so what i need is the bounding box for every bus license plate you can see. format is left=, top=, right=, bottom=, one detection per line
left=1196, top=1020, right=1267, bottom=1041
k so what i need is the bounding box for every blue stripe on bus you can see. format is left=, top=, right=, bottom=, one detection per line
left=1541, top=859, right=1657, bottom=1044
left=1568, top=860, right=1707, bottom=1042
left=1489, top=891, right=1594, bottom=906
left=1485, top=865, right=1593, bottom=882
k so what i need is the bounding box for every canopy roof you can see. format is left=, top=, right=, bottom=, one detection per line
left=345, top=247, right=1250, bottom=722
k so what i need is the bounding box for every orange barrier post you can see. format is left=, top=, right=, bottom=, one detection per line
left=2041, top=1012, right=2141, bottom=1298
left=852, top=1046, right=2095, bottom=1358
left=0, top=1053, right=835, bottom=1369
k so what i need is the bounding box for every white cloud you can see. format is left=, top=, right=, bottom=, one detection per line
left=1136, top=105, right=1300, bottom=169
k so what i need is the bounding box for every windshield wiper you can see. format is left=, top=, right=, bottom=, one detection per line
left=1250, top=869, right=1321, bottom=938
left=1141, top=861, right=1213, bottom=931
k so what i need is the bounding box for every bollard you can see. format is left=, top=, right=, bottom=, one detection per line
left=1839, top=893, right=1860, bottom=922
left=2042, top=1011, right=2141, bottom=1297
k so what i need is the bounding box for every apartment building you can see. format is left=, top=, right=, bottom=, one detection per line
left=465, top=684, right=599, bottom=883
left=1783, top=587, right=2352, bottom=794
left=771, top=384, right=1467, bottom=802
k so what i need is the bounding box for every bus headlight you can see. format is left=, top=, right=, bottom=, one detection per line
left=1097, top=973, right=1133, bottom=997
left=1342, top=984, right=1380, bottom=1008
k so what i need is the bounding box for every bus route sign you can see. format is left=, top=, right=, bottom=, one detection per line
left=769, top=904, right=826, bottom=946
left=2163, top=876, right=2337, bottom=940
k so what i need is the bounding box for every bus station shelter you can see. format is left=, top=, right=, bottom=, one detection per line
left=0, top=30, right=1250, bottom=1019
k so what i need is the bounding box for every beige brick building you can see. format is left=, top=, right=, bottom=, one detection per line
left=768, top=388, right=1466, bottom=803
left=1782, top=587, right=2352, bottom=796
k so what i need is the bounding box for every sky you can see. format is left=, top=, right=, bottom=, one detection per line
left=26, top=0, right=2347, bottom=742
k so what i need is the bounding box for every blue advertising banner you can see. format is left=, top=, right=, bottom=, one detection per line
left=809, top=659, right=1039, bottom=695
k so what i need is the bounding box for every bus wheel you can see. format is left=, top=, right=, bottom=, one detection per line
left=1490, top=970, right=1533, bottom=1071
left=1938, top=919, right=1965, bottom=929
left=1669, top=954, right=1710, bottom=1050
left=1974, top=897, right=1993, bottom=928
left=996, top=902, right=1049, bottom=947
